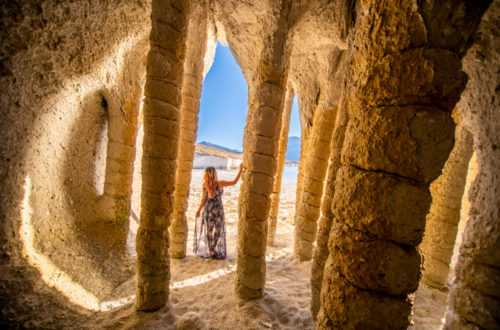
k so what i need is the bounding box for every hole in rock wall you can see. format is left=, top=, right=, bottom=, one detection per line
left=93, top=94, right=109, bottom=196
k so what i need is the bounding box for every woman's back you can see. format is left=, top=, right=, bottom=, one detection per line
left=193, top=165, right=242, bottom=259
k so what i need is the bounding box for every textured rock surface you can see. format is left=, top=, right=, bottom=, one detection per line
left=317, top=0, right=490, bottom=328
left=310, top=105, right=348, bottom=318
left=267, top=88, right=293, bottom=246
left=236, top=1, right=292, bottom=299
left=293, top=106, right=336, bottom=260
left=0, top=0, right=151, bottom=326
left=136, top=0, right=188, bottom=311
left=0, top=0, right=499, bottom=328
left=170, top=1, right=211, bottom=259
left=319, top=255, right=413, bottom=329
left=176, top=311, right=205, bottom=330
left=446, top=1, right=500, bottom=328
left=420, top=109, right=474, bottom=290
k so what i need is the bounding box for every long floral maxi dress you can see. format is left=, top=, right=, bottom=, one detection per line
left=194, top=183, right=227, bottom=259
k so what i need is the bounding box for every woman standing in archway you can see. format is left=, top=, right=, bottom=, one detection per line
left=194, top=164, right=243, bottom=259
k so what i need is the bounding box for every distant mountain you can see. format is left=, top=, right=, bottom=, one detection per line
left=199, top=141, right=243, bottom=154
left=286, top=136, right=301, bottom=161
left=198, top=138, right=300, bottom=160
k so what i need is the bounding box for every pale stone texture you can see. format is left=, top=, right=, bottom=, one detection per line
left=267, top=88, right=293, bottom=246
left=136, top=0, right=188, bottom=311
left=310, top=105, right=348, bottom=318
left=293, top=106, right=336, bottom=260
left=317, top=0, right=488, bottom=328
left=0, top=0, right=151, bottom=325
left=446, top=1, right=500, bottom=328
left=420, top=109, right=474, bottom=290
left=236, top=1, right=293, bottom=299
left=99, top=70, right=144, bottom=231
left=170, top=1, right=210, bottom=260
left=319, top=256, right=413, bottom=330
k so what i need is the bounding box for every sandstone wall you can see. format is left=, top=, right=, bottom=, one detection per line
left=420, top=109, right=473, bottom=290
left=446, top=1, right=500, bottom=328
left=136, top=0, right=188, bottom=311
left=310, top=105, right=348, bottom=318
left=0, top=0, right=150, bottom=325
left=170, top=3, right=210, bottom=259
left=293, top=106, right=335, bottom=261
left=316, top=0, right=490, bottom=328
left=267, top=88, right=293, bottom=246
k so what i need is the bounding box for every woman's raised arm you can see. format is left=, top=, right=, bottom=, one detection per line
left=218, top=163, right=243, bottom=188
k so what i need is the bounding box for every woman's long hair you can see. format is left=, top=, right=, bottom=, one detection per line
left=203, top=167, right=217, bottom=198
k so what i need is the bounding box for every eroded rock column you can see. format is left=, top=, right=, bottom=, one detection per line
left=267, top=88, right=293, bottom=246
left=446, top=1, right=500, bottom=328
left=170, top=2, right=209, bottom=259
left=136, top=0, right=188, bottom=311
left=310, top=105, right=347, bottom=318
left=293, top=94, right=313, bottom=231
left=317, top=1, right=469, bottom=328
left=237, top=67, right=288, bottom=299
left=294, top=123, right=310, bottom=228
left=101, top=90, right=142, bottom=230
left=293, top=106, right=335, bottom=261
left=236, top=4, right=291, bottom=299
left=420, top=109, right=473, bottom=290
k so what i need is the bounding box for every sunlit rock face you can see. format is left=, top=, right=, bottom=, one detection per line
left=1, top=0, right=151, bottom=325
left=1, top=0, right=499, bottom=328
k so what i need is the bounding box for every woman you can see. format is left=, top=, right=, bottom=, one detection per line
left=194, top=163, right=243, bottom=259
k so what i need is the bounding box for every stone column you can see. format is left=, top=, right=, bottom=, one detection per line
left=236, top=2, right=291, bottom=299
left=236, top=67, right=288, bottom=299
left=317, top=1, right=470, bottom=328
left=446, top=2, right=500, bottom=328
left=310, top=105, right=347, bottom=318
left=136, top=0, right=188, bottom=311
left=293, top=94, right=312, bottom=230
left=293, top=106, right=336, bottom=261
left=294, top=124, right=310, bottom=226
left=420, top=109, right=473, bottom=290
left=267, top=88, right=293, bottom=246
left=101, top=91, right=142, bottom=230
left=170, top=1, right=208, bottom=259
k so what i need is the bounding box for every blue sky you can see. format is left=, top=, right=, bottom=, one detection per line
left=197, top=42, right=301, bottom=151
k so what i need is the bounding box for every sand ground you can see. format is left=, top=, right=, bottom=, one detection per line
left=11, top=167, right=443, bottom=329
left=110, top=168, right=315, bottom=329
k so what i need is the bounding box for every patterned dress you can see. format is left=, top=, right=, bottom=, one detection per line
left=194, top=183, right=227, bottom=259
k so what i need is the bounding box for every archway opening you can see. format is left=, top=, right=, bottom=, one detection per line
left=165, top=38, right=313, bottom=328
left=185, top=40, right=248, bottom=263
